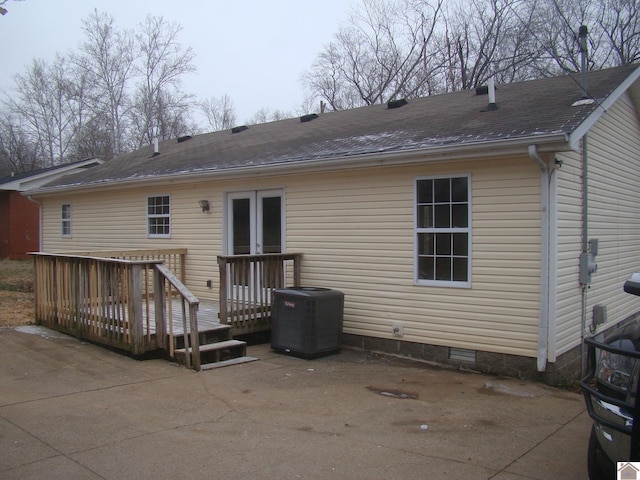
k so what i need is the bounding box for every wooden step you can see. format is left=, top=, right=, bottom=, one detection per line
left=172, top=324, right=233, bottom=350
left=200, top=356, right=259, bottom=370
left=174, top=339, right=246, bottom=356
left=174, top=339, right=247, bottom=367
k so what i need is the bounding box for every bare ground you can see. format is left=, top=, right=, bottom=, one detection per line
left=0, top=260, right=35, bottom=328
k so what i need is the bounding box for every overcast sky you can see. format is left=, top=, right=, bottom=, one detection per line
left=0, top=0, right=355, bottom=124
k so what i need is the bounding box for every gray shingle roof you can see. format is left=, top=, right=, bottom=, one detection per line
left=0, top=158, right=103, bottom=191
left=38, top=64, right=639, bottom=193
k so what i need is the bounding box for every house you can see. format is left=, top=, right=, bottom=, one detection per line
left=29, top=64, right=640, bottom=383
left=620, top=462, right=640, bottom=480
left=0, top=158, right=102, bottom=259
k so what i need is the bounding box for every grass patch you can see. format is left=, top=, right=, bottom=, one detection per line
left=0, top=259, right=34, bottom=292
left=0, top=259, right=35, bottom=327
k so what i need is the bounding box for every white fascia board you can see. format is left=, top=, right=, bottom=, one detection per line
left=568, top=65, right=640, bottom=150
left=29, top=134, right=570, bottom=197
left=3, top=158, right=103, bottom=192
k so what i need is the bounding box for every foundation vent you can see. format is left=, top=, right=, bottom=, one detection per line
left=449, top=347, right=477, bottom=363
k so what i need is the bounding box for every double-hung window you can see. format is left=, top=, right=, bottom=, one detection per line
left=61, top=204, right=71, bottom=237
left=147, top=195, right=171, bottom=238
left=415, top=175, right=471, bottom=286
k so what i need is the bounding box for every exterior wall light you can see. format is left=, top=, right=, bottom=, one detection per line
left=198, top=199, right=210, bottom=213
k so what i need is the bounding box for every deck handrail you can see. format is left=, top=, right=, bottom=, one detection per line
left=153, top=263, right=201, bottom=370
left=217, top=253, right=302, bottom=334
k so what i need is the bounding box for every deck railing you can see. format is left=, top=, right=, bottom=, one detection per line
left=69, top=249, right=187, bottom=296
left=217, top=253, right=302, bottom=334
left=32, top=252, right=200, bottom=369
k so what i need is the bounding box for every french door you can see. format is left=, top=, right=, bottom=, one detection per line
left=226, top=190, right=283, bottom=255
left=226, top=190, right=285, bottom=319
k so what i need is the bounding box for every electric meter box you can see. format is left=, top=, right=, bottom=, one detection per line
left=271, top=287, right=344, bottom=358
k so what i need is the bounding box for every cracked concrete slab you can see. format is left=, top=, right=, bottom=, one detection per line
left=0, top=327, right=590, bottom=479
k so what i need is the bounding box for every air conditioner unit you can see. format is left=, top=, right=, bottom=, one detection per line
left=271, top=287, right=344, bottom=358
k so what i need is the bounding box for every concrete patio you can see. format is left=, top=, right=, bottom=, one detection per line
left=0, top=325, right=589, bottom=479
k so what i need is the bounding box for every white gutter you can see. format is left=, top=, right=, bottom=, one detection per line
left=529, top=145, right=551, bottom=372
left=30, top=133, right=571, bottom=197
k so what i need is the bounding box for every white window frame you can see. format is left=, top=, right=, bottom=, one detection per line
left=414, top=174, right=472, bottom=288
left=61, top=204, right=72, bottom=238
left=147, top=195, right=171, bottom=238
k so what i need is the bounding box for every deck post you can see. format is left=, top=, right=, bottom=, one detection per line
left=218, top=257, right=228, bottom=324
left=153, top=267, right=167, bottom=350
left=189, top=303, right=201, bottom=371
left=293, top=253, right=301, bottom=286
left=33, top=256, right=41, bottom=325
left=72, top=258, right=81, bottom=337
left=129, top=263, right=144, bottom=355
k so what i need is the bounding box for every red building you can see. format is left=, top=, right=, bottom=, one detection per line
left=0, top=159, right=102, bottom=259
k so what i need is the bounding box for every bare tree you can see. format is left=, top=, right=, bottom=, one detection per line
left=0, top=112, right=42, bottom=175
left=437, top=0, right=541, bottom=91
left=76, top=10, right=135, bottom=157
left=596, top=0, right=640, bottom=65
left=132, top=15, right=196, bottom=147
left=70, top=111, right=114, bottom=161
left=303, top=0, right=444, bottom=110
left=245, top=107, right=292, bottom=125
left=523, top=0, right=640, bottom=75
left=0, top=0, right=25, bottom=16
left=7, top=56, right=81, bottom=166
left=200, top=94, right=237, bottom=131
left=304, top=0, right=640, bottom=103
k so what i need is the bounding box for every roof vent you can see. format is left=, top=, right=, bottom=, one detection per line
left=481, top=78, right=498, bottom=111
left=152, top=137, right=160, bottom=157
left=475, top=85, right=489, bottom=95
left=387, top=98, right=408, bottom=109
left=300, top=113, right=318, bottom=123
left=177, top=135, right=192, bottom=143
left=231, top=125, right=248, bottom=134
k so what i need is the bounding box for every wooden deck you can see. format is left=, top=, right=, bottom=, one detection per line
left=143, top=299, right=221, bottom=336
left=32, top=251, right=299, bottom=370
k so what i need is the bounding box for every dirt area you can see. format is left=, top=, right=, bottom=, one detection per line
left=0, top=259, right=35, bottom=327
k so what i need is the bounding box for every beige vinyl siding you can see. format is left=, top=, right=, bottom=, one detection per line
left=41, top=182, right=224, bottom=301
left=555, top=92, right=640, bottom=356
left=554, top=148, right=582, bottom=360
left=40, top=155, right=543, bottom=358
left=284, top=158, right=542, bottom=357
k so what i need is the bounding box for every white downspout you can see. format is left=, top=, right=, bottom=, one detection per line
left=529, top=145, right=550, bottom=372
left=26, top=194, right=43, bottom=253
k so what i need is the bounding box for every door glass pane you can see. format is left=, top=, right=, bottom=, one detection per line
left=261, top=196, right=282, bottom=253
left=232, top=198, right=251, bottom=255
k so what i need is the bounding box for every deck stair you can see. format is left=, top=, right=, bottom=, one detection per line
left=172, top=323, right=258, bottom=370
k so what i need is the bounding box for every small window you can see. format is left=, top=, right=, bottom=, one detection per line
left=415, top=175, right=471, bottom=286
left=147, top=195, right=171, bottom=238
left=61, top=204, right=71, bottom=237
